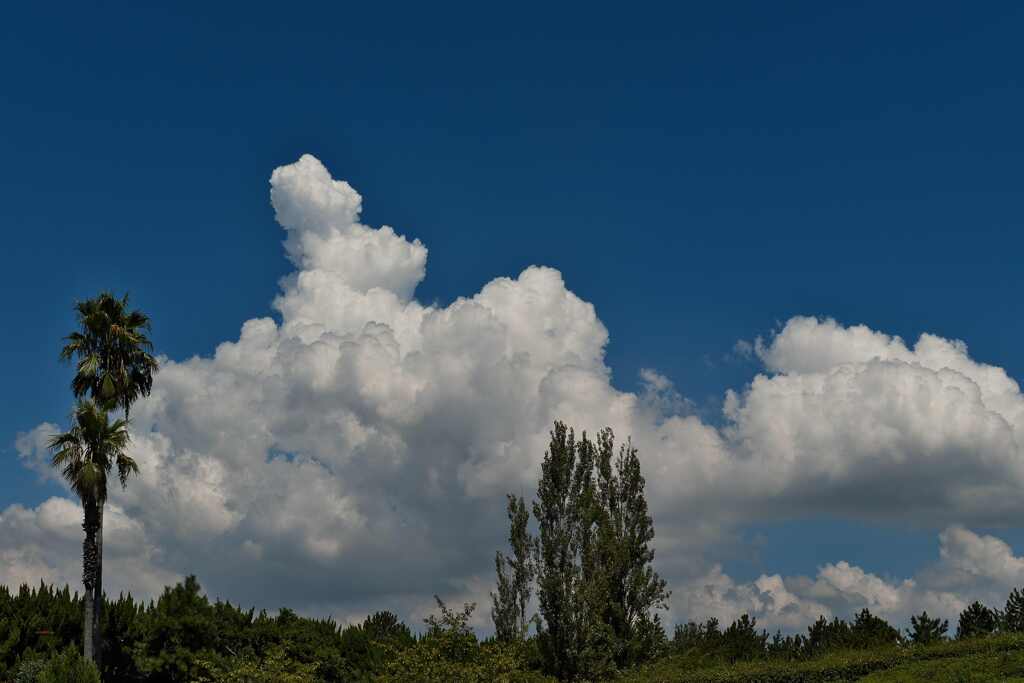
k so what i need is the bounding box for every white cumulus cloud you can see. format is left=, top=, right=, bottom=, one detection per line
left=5, top=155, right=1024, bottom=632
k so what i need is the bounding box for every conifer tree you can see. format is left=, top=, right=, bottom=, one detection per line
left=957, top=601, right=998, bottom=639
left=1005, top=588, right=1024, bottom=632
left=907, top=611, right=948, bottom=645
left=850, top=608, right=901, bottom=648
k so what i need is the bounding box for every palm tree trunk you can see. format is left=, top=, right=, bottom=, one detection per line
left=94, top=503, right=104, bottom=669
left=82, top=499, right=100, bottom=663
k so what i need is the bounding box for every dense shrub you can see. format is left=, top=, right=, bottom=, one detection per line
left=192, top=644, right=320, bottom=682
left=378, top=599, right=552, bottom=683
left=0, top=583, right=83, bottom=680
left=14, top=646, right=100, bottom=683
left=0, top=576, right=425, bottom=683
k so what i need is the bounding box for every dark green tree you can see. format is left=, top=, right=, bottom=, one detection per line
left=765, top=630, right=805, bottom=660
left=492, top=494, right=536, bottom=642
left=362, top=611, right=414, bottom=648
left=47, top=400, right=135, bottom=668
left=58, top=292, right=158, bottom=666
left=532, top=422, right=592, bottom=679
left=720, top=614, right=767, bottom=663
left=956, top=601, right=998, bottom=639
left=60, top=292, right=159, bottom=418
left=591, top=429, right=670, bottom=666
left=530, top=422, right=668, bottom=679
left=849, top=608, right=901, bottom=648
left=805, top=615, right=851, bottom=655
left=1004, top=588, right=1024, bottom=632
left=672, top=617, right=722, bottom=655
left=423, top=598, right=479, bottom=665
left=907, top=611, right=948, bottom=645
left=131, top=576, right=218, bottom=681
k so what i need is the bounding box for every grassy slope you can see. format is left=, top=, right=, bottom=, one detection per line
left=614, top=634, right=1024, bottom=682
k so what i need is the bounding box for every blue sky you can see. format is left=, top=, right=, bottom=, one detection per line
left=3, top=2, right=1024, bottom=627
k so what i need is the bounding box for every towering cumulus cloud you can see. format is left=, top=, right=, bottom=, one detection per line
left=6, top=155, right=1024, bottom=629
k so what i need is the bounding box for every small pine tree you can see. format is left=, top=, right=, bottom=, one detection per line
left=907, top=611, right=948, bottom=645
left=849, top=608, right=901, bottom=648
left=1005, top=588, right=1024, bottom=632
left=720, top=614, right=768, bottom=662
left=957, top=601, right=998, bottom=639
left=672, top=617, right=722, bottom=654
left=806, top=615, right=851, bottom=655
left=363, top=611, right=414, bottom=647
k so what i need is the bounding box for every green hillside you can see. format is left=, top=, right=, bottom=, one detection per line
left=615, top=634, right=1024, bottom=682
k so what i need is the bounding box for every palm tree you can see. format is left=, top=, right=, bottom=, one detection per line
left=48, top=399, right=136, bottom=664
left=60, top=291, right=159, bottom=419
left=57, top=291, right=158, bottom=664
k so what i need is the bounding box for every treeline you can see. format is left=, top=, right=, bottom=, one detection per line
left=0, top=576, right=546, bottom=682
left=667, top=591, right=1024, bottom=666
left=5, top=578, right=1024, bottom=682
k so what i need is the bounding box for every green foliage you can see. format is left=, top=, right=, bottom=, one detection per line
left=670, top=609, right=902, bottom=667
left=15, top=646, right=100, bottom=683
left=60, top=290, right=159, bottom=417
left=907, top=610, right=949, bottom=645
left=379, top=600, right=554, bottom=683
left=130, top=575, right=222, bottom=681
left=530, top=422, right=669, bottom=679
left=56, top=290, right=158, bottom=666
left=0, top=575, right=418, bottom=682
left=849, top=608, right=902, bottom=649
left=719, top=615, right=768, bottom=663
left=617, top=633, right=1024, bottom=682
left=958, top=600, right=999, bottom=639
left=13, top=658, right=48, bottom=683
left=9, top=574, right=1024, bottom=683
left=673, top=617, right=723, bottom=656
left=805, top=615, right=852, bottom=655
left=1006, top=587, right=1024, bottom=632
left=362, top=610, right=415, bottom=648
left=0, top=582, right=83, bottom=680
left=192, top=644, right=320, bottom=682
left=492, top=494, right=536, bottom=642
left=48, top=400, right=134, bottom=505
left=100, top=591, right=145, bottom=680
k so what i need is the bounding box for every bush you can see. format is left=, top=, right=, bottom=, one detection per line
left=13, top=658, right=47, bottom=683
left=377, top=598, right=554, bottom=683
left=192, top=644, right=319, bottom=682
left=15, top=646, right=100, bottom=683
